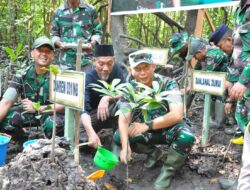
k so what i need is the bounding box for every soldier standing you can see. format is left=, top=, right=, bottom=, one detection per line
left=51, top=0, right=102, bottom=71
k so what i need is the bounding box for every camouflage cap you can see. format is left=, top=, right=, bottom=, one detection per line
left=32, top=36, right=54, bottom=50
left=169, top=32, right=188, bottom=54
left=186, top=37, right=207, bottom=61
left=129, top=50, right=153, bottom=68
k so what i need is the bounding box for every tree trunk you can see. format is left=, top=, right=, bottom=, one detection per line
left=185, top=10, right=198, bottom=35
left=110, top=15, right=128, bottom=65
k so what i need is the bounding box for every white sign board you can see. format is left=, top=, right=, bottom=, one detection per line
left=134, top=48, right=168, bottom=66
left=192, top=71, right=226, bottom=96
left=111, top=0, right=239, bottom=15
left=50, top=70, right=85, bottom=110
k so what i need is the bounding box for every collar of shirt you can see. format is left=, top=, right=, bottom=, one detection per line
left=238, top=0, right=250, bottom=14
left=63, top=0, right=88, bottom=10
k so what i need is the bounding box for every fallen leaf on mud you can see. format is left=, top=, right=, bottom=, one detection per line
left=86, top=170, right=105, bottom=180
left=218, top=170, right=226, bottom=174
left=209, top=178, right=218, bottom=184
left=127, top=178, right=133, bottom=183
left=103, top=182, right=117, bottom=190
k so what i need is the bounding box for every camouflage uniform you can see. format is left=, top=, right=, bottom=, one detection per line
left=204, top=45, right=229, bottom=72
left=169, top=32, right=198, bottom=110
left=232, top=1, right=250, bottom=132
left=51, top=0, right=102, bottom=70
left=113, top=74, right=195, bottom=155
left=0, top=64, right=64, bottom=136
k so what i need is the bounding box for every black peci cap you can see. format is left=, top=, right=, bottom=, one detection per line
left=94, top=44, right=114, bottom=57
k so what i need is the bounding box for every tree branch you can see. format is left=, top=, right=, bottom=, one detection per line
left=120, top=34, right=146, bottom=46
left=98, top=3, right=108, bottom=13
left=92, top=0, right=102, bottom=6
left=153, top=12, right=184, bottom=31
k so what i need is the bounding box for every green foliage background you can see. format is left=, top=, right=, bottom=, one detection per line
left=0, top=0, right=235, bottom=57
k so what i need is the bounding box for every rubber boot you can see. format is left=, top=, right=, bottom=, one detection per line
left=111, top=142, right=121, bottom=158
left=209, top=100, right=216, bottom=125
left=133, top=143, right=163, bottom=168
left=218, top=178, right=237, bottom=190
left=154, top=147, right=186, bottom=190
left=214, top=100, right=226, bottom=128
left=230, top=136, right=244, bottom=145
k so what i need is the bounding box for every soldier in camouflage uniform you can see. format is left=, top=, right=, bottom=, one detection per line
left=113, top=51, right=195, bottom=190
left=51, top=0, right=102, bottom=71
left=230, top=1, right=250, bottom=189
left=0, top=36, right=64, bottom=138
left=169, top=32, right=201, bottom=111
left=186, top=37, right=229, bottom=128
left=209, top=24, right=244, bottom=139
left=228, top=0, right=250, bottom=146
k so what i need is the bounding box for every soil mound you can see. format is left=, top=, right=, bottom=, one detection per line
left=0, top=137, right=97, bottom=190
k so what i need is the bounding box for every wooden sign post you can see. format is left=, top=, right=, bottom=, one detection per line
left=50, top=70, right=85, bottom=146
left=50, top=40, right=84, bottom=164
left=192, top=71, right=226, bottom=146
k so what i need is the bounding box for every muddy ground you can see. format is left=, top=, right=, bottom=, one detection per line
left=4, top=95, right=242, bottom=190
left=80, top=96, right=242, bottom=190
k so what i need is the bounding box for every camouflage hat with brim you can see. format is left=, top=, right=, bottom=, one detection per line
left=129, top=50, right=153, bottom=68
left=169, top=32, right=188, bottom=54
left=32, top=36, right=54, bottom=50
left=186, top=37, right=207, bottom=61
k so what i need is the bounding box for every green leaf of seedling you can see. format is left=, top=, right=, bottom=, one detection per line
left=97, top=80, right=109, bottom=89
left=129, top=102, right=140, bottom=110
left=16, top=43, right=23, bottom=57
left=135, top=82, right=153, bottom=92
left=91, top=88, right=111, bottom=96
left=155, top=95, right=163, bottom=102
left=115, top=83, right=129, bottom=91
left=88, top=83, right=103, bottom=89
left=126, top=83, right=136, bottom=98
left=152, top=81, right=160, bottom=93
left=5, top=47, right=16, bottom=62
left=32, top=102, right=41, bottom=111
left=141, top=102, right=162, bottom=110
left=115, top=106, right=132, bottom=116
left=49, top=65, right=60, bottom=75
left=35, top=115, right=42, bottom=120
left=45, top=105, right=52, bottom=110
left=111, top=79, right=121, bottom=89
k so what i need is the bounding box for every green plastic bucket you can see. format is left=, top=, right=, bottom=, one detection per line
left=0, top=134, right=11, bottom=166
left=94, top=146, right=119, bottom=171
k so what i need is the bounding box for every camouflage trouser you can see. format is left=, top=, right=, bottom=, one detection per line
left=235, top=91, right=250, bottom=133
left=0, top=106, right=64, bottom=136
left=113, top=120, right=195, bottom=155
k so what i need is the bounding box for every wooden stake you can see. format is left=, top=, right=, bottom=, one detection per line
left=107, top=0, right=111, bottom=34
left=202, top=94, right=211, bottom=147
left=74, top=39, right=83, bottom=164
left=204, top=10, right=215, bottom=32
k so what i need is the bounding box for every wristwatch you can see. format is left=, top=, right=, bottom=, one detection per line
left=145, top=120, right=153, bottom=130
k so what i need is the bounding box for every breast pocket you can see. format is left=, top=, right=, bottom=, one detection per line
left=239, top=24, right=250, bottom=52
left=60, top=24, right=73, bottom=37
left=80, top=20, right=93, bottom=36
